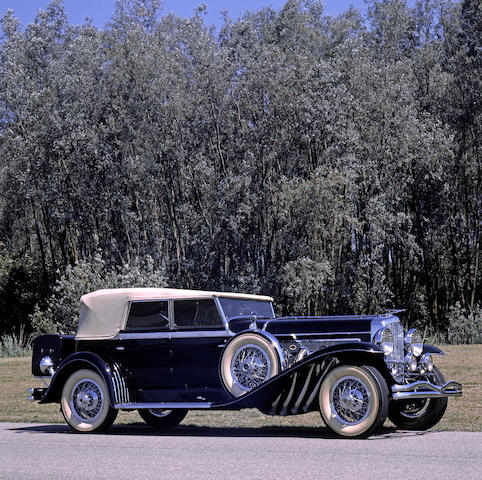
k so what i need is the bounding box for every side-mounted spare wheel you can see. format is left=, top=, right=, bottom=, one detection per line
left=220, top=332, right=281, bottom=397
left=60, top=369, right=118, bottom=433
left=318, top=365, right=389, bottom=438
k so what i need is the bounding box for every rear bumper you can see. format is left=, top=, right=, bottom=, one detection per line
left=391, top=380, right=463, bottom=400
left=27, top=387, right=47, bottom=402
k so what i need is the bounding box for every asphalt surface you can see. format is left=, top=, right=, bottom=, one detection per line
left=1, top=422, right=480, bottom=479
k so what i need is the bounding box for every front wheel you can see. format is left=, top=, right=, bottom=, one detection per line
left=318, top=365, right=389, bottom=438
left=61, top=369, right=118, bottom=433
left=388, top=367, right=448, bottom=430
left=138, top=409, right=188, bottom=429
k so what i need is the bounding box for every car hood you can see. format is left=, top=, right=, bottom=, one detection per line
left=228, top=315, right=376, bottom=338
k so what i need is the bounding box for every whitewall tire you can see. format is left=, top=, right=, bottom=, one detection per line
left=318, top=365, right=388, bottom=438
left=60, top=369, right=118, bottom=433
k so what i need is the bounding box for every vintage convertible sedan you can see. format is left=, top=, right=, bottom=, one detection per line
left=29, top=288, right=462, bottom=437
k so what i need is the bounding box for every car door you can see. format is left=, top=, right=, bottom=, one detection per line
left=117, top=300, right=172, bottom=402
left=169, top=298, right=231, bottom=402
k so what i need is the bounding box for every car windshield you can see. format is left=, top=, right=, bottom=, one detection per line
left=218, top=298, right=275, bottom=320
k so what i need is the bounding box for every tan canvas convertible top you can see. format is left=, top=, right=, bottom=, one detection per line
left=76, top=288, right=274, bottom=340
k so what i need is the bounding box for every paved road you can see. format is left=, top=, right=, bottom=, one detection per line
left=1, top=422, right=480, bottom=479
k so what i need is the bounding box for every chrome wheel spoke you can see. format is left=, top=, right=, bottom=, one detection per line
left=330, top=376, right=370, bottom=426
left=70, top=379, right=104, bottom=422
left=231, top=344, right=271, bottom=392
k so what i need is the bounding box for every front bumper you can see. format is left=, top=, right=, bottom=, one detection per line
left=391, top=380, right=463, bottom=400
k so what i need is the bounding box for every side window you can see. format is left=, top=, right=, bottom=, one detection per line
left=173, top=299, right=222, bottom=329
left=126, top=301, right=169, bottom=330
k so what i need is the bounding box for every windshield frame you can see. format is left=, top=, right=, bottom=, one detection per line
left=216, top=297, right=275, bottom=326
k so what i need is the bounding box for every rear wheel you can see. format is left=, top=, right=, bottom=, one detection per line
left=138, top=409, right=187, bottom=429
left=318, top=365, right=388, bottom=438
left=61, top=369, right=118, bottom=433
left=388, top=367, right=448, bottom=430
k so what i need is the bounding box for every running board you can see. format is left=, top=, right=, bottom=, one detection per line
left=115, top=402, right=212, bottom=410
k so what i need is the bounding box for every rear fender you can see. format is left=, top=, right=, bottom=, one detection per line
left=39, top=352, right=119, bottom=406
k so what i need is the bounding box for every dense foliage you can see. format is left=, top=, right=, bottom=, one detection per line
left=0, top=0, right=480, bottom=338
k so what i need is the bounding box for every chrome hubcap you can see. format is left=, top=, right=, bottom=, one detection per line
left=339, top=389, right=364, bottom=412
left=70, top=380, right=103, bottom=422
left=400, top=399, right=429, bottom=418
left=330, top=376, right=370, bottom=425
left=231, top=344, right=271, bottom=391
left=149, top=409, right=172, bottom=418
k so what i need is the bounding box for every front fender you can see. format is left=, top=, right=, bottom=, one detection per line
left=423, top=344, right=444, bottom=356
left=215, top=342, right=389, bottom=413
left=39, top=351, right=117, bottom=406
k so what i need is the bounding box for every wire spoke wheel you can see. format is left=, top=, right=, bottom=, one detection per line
left=61, top=369, right=117, bottom=433
left=319, top=365, right=388, bottom=438
left=331, top=376, right=370, bottom=425
left=70, top=379, right=104, bottom=422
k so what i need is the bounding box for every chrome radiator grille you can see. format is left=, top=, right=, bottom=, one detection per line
left=387, top=320, right=404, bottom=362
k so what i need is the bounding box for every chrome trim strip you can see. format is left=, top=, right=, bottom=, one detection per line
left=303, top=374, right=323, bottom=412
left=117, top=332, right=171, bottom=340
left=111, top=364, right=130, bottom=405
left=302, top=358, right=337, bottom=412
left=392, top=380, right=463, bottom=400
left=270, top=392, right=282, bottom=413
left=115, top=402, right=212, bottom=409
left=275, top=332, right=369, bottom=337
left=168, top=299, right=174, bottom=329
left=117, top=330, right=231, bottom=340
left=170, top=331, right=231, bottom=339
left=280, top=373, right=298, bottom=415
left=120, top=371, right=129, bottom=403
left=111, top=369, right=121, bottom=404
left=292, top=364, right=315, bottom=412
left=288, top=338, right=362, bottom=344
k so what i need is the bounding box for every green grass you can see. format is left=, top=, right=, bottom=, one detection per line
left=1, top=345, right=480, bottom=431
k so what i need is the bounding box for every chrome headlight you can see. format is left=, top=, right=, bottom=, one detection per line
left=420, top=353, right=433, bottom=373
left=405, top=328, right=423, bottom=357
left=374, top=327, right=394, bottom=355
left=404, top=353, right=418, bottom=372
